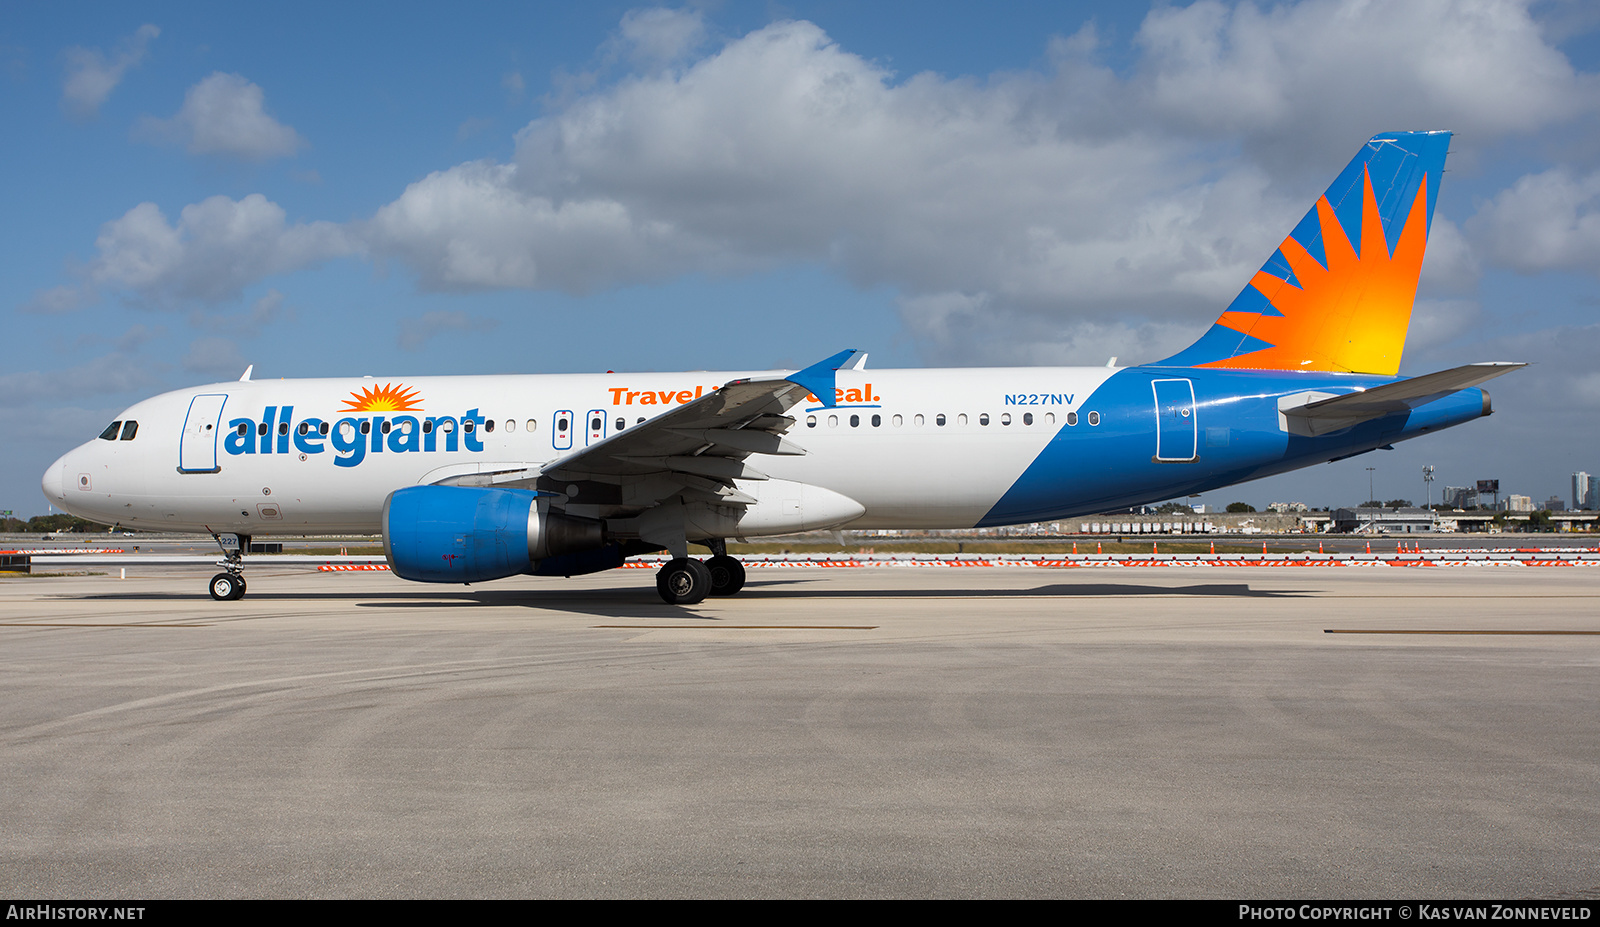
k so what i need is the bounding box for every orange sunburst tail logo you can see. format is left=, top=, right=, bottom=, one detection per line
left=1154, top=131, right=1451, bottom=376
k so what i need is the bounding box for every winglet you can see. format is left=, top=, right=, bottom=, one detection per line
left=787, top=349, right=858, bottom=408
left=239, top=365, right=253, bottom=382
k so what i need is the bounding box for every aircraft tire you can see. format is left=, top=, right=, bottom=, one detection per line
left=656, top=558, right=712, bottom=605
left=209, top=573, right=244, bottom=601
left=706, top=555, right=745, bottom=597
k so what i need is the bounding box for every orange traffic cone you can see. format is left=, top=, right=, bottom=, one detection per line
left=1072, top=541, right=1078, bottom=554
left=1365, top=540, right=1371, bottom=554
left=1318, top=540, right=1324, bottom=554
left=1153, top=542, right=1158, bottom=555
left=1097, top=541, right=1102, bottom=554
left=1209, top=540, right=1215, bottom=555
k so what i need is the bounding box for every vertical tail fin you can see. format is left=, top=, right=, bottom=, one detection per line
left=1158, top=131, right=1451, bottom=376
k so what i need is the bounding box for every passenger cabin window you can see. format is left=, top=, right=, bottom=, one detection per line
left=849, top=414, right=859, bottom=427
left=936, top=414, right=946, bottom=426
left=1000, top=413, right=1011, bottom=426
left=319, top=422, right=329, bottom=436
left=616, top=417, right=625, bottom=431
left=979, top=414, right=989, bottom=426
left=807, top=415, right=817, bottom=428
left=526, top=419, right=538, bottom=432
left=99, top=421, right=122, bottom=441
left=1022, top=413, right=1032, bottom=425
left=1088, top=411, right=1101, bottom=426
left=237, top=423, right=250, bottom=437
left=505, top=419, right=516, bottom=433
left=871, top=414, right=881, bottom=427
left=958, top=414, right=968, bottom=425
left=1066, top=411, right=1079, bottom=426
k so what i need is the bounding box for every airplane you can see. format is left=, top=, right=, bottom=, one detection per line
left=41, top=130, right=1522, bottom=605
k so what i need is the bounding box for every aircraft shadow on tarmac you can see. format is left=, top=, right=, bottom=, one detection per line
left=67, top=579, right=1309, bottom=621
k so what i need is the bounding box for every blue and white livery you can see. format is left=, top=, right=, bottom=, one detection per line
left=42, top=132, right=1521, bottom=603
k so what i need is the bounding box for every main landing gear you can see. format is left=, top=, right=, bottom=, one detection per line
left=653, top=540, right=746, bottom=605
left=208, top=531, right=249, bottom=601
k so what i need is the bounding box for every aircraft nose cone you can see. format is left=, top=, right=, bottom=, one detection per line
left=41, top=455, right=66, bottom=504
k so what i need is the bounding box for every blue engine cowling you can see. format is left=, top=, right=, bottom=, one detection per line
left=382, top=485, right=605, bottom=583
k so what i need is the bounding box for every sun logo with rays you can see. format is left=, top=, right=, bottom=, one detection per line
left=341, top=382, right=424, bottom=412
left=1202, top=167, right=1430, bottom=377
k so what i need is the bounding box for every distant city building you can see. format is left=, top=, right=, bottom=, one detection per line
left=1545, top=496, right=1566, bottom=512
left=1505, top=494, right=1534, bottom=513
left=1443, top=486, right=1477, bottom=509
left=1575, top=472, right=1593, bottom=511
left=1267, top=502, right=1309, bottom=513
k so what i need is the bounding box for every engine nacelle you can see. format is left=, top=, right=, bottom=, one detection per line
left=383, top=485, right=604, bottom=583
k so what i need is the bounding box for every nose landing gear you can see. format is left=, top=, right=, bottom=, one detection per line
left=207, top=530, right=249, bottom=601
left=209, top=572, right=246, bottom=601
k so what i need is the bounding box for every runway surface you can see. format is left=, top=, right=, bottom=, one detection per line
left=1, top=565, right=1597, bottom=898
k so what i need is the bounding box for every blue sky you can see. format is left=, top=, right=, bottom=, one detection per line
left=4, top=1, right=1600, bottom=517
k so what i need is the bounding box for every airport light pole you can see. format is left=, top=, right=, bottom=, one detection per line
left=1422, top=465, right=1434, bottom=510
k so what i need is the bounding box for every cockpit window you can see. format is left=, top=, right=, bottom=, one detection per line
left=99, top=421, right=122, bottom=441
left=120, top=421, right=138, bottom=441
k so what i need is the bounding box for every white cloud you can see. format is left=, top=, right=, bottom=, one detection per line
left=61, top=24, right=158, bottom=117
left=0, top=355, right=163, bottom=404
left=52, top=2, right=1600, bottom=364
left=503, top=70, right=525, bottom=104
left=76, top=196, right=357, bottom=305
left=1466, top=167, right=1600, bottom=275
left=366, top=2, right=1586, bottom=349
left=188, top=289, right=294, bottom=337
left=617, top=7, right=708, bottom=70
left=1133, top=0, right=1596, bottom=168
left=397, top=310, right=500, bottom=350
left=182, top=336, right=249, bottom=378
left=141, top=72, right=305, bottom=160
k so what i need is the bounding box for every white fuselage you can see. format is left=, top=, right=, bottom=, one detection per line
left=43, top=367, right=1118, bottom=535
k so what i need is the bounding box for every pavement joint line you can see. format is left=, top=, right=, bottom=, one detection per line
left=593, top=625, right=879, bottom=630
left=1324, top=629, right=1600, bottom=635
left=0, top=622, right=211, bottom=628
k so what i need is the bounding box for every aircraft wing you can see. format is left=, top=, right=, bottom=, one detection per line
left=1280, top=362, right=1525, bottom=437
left=536, top=349, right=860, bottom=507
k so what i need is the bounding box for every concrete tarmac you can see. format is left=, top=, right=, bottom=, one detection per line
left=1, top=564, right=1597, bottom=899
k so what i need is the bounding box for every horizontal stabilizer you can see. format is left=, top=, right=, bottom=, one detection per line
left=1279, top=362, right=1524, bottom=437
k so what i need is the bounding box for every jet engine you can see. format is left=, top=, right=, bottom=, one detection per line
left=382, top=485, right=605, bottom=583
